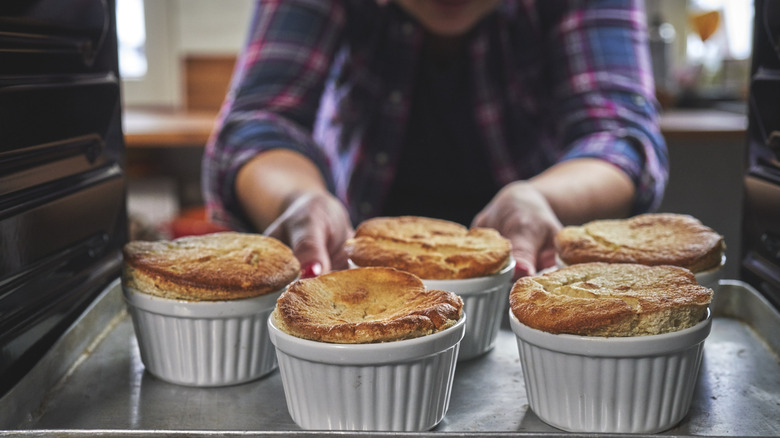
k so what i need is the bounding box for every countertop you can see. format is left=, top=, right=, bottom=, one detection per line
left=2, top=279, right=778, bottom=436
left=121, top=107, right=748, bottom=148
left=122, top=108, right=219, bottom=148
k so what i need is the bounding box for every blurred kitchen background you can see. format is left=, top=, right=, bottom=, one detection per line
left=120, top=0, right=754, bottom=279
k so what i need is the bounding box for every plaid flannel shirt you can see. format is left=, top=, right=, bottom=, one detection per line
left=203, top=0, right=668, bottom=230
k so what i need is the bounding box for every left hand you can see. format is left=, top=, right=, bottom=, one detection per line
left=472, top=181, right=562, bottom=279
left=263, top=191, right=354, bottom=276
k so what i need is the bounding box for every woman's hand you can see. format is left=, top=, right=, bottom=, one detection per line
left=472, top=181, right=562, bottom=279
left=236, top=149, right=354, bottom=276
left=264, top=191, right=354, bottom=276
left=473, top=158, right=635, bottom=279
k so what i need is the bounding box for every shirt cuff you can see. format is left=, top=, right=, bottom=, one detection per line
left=559, top=129, right=668, bottom=214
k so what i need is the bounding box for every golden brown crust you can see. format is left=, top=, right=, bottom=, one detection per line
left=344, top=216, right=511, bottom=280
left=272, top=267, right=464, bottom=343
left=509, top=262, right=712, bottom=336
left=554, top=213, right=725, bottom=273
left=122, top=232, right=300, bottom=301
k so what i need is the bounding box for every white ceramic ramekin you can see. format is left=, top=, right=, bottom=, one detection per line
left=421, top=260, right=515, bottom=361
left=509, top=308, right=712, bottom=434
left=695, top=254, right=726, bottom=289
left=123, top=285, right=285, bottom=387
left=268, top=314, right=466, bottom=431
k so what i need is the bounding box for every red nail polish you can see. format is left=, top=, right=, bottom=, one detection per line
left=301, top=262, right=322, bottom=278
left=514, top=262, right=534, bottom=278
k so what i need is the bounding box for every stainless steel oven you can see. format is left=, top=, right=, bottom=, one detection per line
left=741, top=0, right=780, bottom=309
left=0, top=0, right=126, bottom=397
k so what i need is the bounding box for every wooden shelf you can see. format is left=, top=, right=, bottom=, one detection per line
left=122, top=108, right=218, bottom=148
left=122, top=107, right=748, bottom=149
left=659, top=109, right=747, bottom=142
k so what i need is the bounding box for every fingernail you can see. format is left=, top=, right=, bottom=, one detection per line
left=514, top=261, right=535, bottom=278
left=301, top=261, right=323, bottom=279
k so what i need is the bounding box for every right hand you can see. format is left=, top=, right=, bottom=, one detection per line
left=263, top=191, right=354, bottom=276
left=472, top=181, right=562, bottom=280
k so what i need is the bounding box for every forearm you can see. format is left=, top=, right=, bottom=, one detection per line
left=528, top=158, right=634, bottom=225
left=545, top=1, right=668, bottom=214
left=236, top=149, right=330, bottom=231
left=206, top=0, right=347, bottom=231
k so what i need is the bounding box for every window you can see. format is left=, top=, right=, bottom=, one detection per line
left=687, top=0, right=754, bottom=64
left=116, top=0, right=148, bottom=79
left=114, top=0, right=179, bottom=107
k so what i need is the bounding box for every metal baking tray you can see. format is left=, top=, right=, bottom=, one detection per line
left=1, top=278, right=779, bottom=437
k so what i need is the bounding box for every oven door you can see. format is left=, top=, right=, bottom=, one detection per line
left=741, top=0, right=780, bottom=309
left=0, top=0, right=127, bottom=397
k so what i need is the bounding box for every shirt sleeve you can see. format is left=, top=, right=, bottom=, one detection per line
left=544, top=0, right=669, bottom=214
left=202, top=0, right=346, bottom=231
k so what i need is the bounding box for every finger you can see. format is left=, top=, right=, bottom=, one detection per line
left=328, top=228, right=353, bottom=271
left=329, top=249, right=350, bottom=271
left=537, top=246, right=557, bottom=271
left=287, top=225, right=332, bottom=274
left=472, top=203, right=532, bottom=277
left=471, top=209, right=487, bottom=228
left=327, top=224, right=354, bottom=271
left=507, top=224, right=547, bottom=279
left=266, top=219, right=328, bottom=277
left=512, top=250, right=537, bottom=279
left=300, top=261, right=323, bottom=278
left=263, top=215, right=287, bottom=242
left=265, top=216, right=321, bottom=271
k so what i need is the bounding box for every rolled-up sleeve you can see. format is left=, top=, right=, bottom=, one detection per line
left=547, top=0, right=669, bottom=214
left=202, top=0, right=345, bottom=230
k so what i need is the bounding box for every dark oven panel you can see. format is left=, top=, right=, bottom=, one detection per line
left=742, top=0, right=780, bottom=309
left=0, top=0, right=127, bottom=397
left=742, top=172, right=780, bottom=308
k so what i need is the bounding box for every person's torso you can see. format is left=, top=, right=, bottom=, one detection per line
left=314, top=0, right=560, bottom=223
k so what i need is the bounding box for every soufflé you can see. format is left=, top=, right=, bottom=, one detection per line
left=554, top=213, right=725, bottom=273
left=344, top=216, right=511, bottom=280
left=272, top=266, right=463, bottom=343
